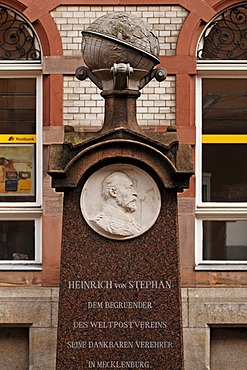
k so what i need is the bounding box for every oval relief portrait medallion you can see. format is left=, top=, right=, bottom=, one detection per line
left=80, top=164, right=161, bottom=240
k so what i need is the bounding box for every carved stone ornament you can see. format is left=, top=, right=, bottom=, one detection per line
left=75, top=11, right=167, bottom=91
left=80, top=164, right=161, bottom=240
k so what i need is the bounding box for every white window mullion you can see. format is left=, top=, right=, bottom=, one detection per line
left=195, top=76, right=203, bottom=206
left=35, top=215, right=42, bottom=265
left=195, top=218, right=203, bottom=266
left=36, top=75, right=43, bottom=207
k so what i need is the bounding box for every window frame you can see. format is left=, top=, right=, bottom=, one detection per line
left=0, top=67, right=43, bottom=208
left=0, top=212, right=42, bottom=270
left=0, top=65, right=42, bottom=270
left=195, top=64, right=247, bottom=270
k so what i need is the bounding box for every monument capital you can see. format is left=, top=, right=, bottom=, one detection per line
left=48, top=125, right=193, bottom=193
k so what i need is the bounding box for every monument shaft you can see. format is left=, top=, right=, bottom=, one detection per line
left=56, top=185, right=184, bottom=369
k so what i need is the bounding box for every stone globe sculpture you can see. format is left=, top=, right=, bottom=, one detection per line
left=76, top=11, right=166, bottom=91
left=81, top=12, right=160, bottom=71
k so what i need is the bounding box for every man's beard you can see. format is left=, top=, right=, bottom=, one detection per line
left=116, top=197, right=137, bottom=212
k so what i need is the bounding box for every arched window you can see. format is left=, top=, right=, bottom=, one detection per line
left=197, top=4, right=247, bottom=60
left=0, top=5, right=42, bottom=270
left=0, top=5, right=41, bottom=60
left=195, top=3, right=247, bottom=269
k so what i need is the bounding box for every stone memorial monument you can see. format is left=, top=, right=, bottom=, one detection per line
left=49, top=12, right=193, bottom=370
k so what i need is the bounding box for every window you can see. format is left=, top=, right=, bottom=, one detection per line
left=0, top=5, right=42, bottom=269
left=195, top=4, right=247, bottom=269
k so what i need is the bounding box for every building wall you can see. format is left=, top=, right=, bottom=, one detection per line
left=42, top=0, right=247, bottom=287
left=52, top=5, right=186, bottom=127
left=0, top=0, right=246, bottom=369
left=51, top=5, right=188, bottom=58
left=1, top=287, right=246, bottom=370
left=62, top=75, right=176, bottom=127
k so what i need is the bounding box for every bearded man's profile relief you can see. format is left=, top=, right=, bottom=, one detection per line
left=91, top=171, right=143, bottom=236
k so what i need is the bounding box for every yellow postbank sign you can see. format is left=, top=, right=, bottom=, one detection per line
left=0, top=135, right=36, bottom=143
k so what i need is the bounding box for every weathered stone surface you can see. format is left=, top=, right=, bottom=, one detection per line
left=82, top=12, right=160, bottom=71
left=188, top=288, right=247, bottom=328
left=43, top=126, right=64, bottom=144
left=0, top=288, right=58, bottom=369
left=0, top=272, right=42, bottom=287
left=178, top=214, right=195, bottom=268
left=181, top=288, right=247, bottom=369
left=52, top=289, right=59, bottom=328
left=181, top=288, right=188, bottom=328
left=0, top=287, right=53, bottom=299
left=189, top=287, right=247, bottom=302
left=52, top=301, right=59, bottom=328
left=43, top=216, right=62, bottom=266
left=0, top=301, right=51, bottom=327
left=30, top=328, right=57, bottom=369
left=42, top=268, right=60, bottom=287
left=183, top=328, right=210, bottom=370
left=190, top=302, right=247, bottom=328
left=43, top=56, right=83, bottom=75
left=49, top=126, right=193, bottom=192
left=178, top=198, right=195, bottom=214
